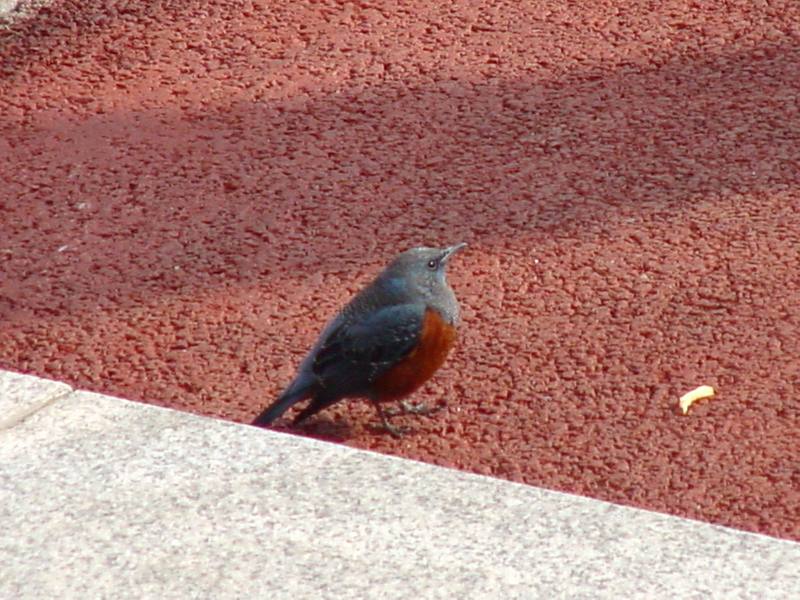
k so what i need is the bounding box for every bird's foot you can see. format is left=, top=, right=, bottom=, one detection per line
left=370, top=402, right=410, bottom=437
left=385, top=400, right=443, bottom=417
left=378, top=418, right=409, bottom=438
left=402, top=400, right=443, bottom=415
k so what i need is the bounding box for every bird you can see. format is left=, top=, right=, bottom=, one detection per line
left=252, top=243, right=466, bottom=436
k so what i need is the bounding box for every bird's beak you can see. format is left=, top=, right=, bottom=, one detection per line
left=441, top=242, right=467, bottom=262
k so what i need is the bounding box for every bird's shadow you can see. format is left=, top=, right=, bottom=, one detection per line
left=290, top=417, right=355, bottom=443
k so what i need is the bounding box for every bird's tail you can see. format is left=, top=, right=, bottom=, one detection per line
left=252, top=377, right=314, bottom=427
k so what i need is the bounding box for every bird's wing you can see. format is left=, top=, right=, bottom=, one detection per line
left=311, top=303, right=425, bottom=392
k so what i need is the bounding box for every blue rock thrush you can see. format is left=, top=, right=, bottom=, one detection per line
left=252, top=243, right=466, bottom=436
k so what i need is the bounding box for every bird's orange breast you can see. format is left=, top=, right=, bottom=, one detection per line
left=373, top=308, right=457, bottom=401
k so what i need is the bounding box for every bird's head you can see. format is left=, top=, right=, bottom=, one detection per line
left=381, top=243, right=467, bottom=305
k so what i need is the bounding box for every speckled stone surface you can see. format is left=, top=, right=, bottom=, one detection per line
left=0, top=0, right=48, bottom=21
left=0, top=370, right=71, bottom=430
left=0, top=371, right=798, bottom=599
left=0, top=0, right=18, bottom=16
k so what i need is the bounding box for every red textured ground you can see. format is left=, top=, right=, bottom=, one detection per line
left=2, top=1, right=799, bottom=540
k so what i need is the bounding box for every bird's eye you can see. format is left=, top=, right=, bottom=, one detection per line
left=427, top=259, right=438, bottom=270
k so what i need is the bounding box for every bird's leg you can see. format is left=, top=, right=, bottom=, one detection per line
left=371, top=400, right=408, bottom=438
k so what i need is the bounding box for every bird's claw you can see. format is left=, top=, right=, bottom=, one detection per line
left=379, top=419, right=409, bottom=438
left=403, top=400, right=443, bottom=415
left=385, top=400, right=442, bottom=417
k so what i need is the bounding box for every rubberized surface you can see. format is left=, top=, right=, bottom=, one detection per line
left=1, top=1, right=799, bottom=540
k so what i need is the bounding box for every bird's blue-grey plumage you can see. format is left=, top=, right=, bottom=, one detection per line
left=251, top=244, right=465, bottom=428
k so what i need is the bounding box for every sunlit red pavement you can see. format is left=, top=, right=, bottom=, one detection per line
left=1, top=1, right=799, bottom=540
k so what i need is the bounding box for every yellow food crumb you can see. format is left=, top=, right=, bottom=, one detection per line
left=679, top=385, right=716, bottom=414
